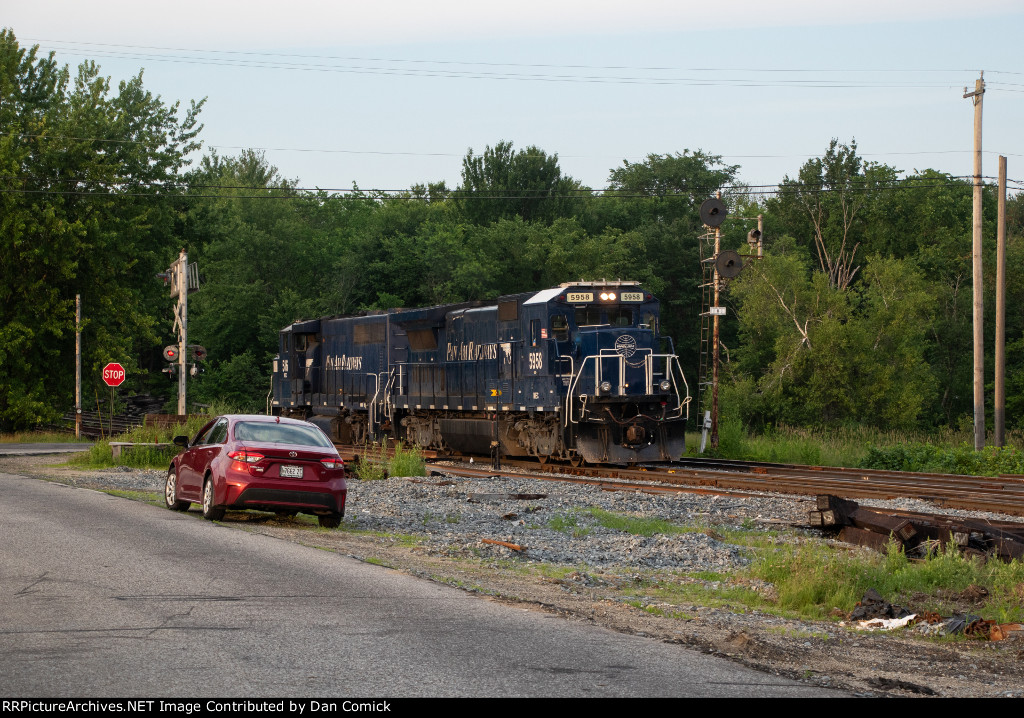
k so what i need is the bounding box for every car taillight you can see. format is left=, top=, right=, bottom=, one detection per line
left=320, top=457, right=343, bottom=469
left=228, top=450, right=264, bottom=469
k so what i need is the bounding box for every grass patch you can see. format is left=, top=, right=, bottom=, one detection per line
left=748, top=539, right=1024, bottom=622
left=0, top=431, right=93, bottom=444
left=860, top=443, right=1024, bottom=477
left=585, top=507, right=689, bottom=537
left=698, top=421, right=1024, bottom=472
left=353, top=441, right=427, bottom=480
left=353, top=443, right=389, bottom=480
left=65, top=415, right=212, bottom=470
left=548, top=511, right=590, bottom=538
left=388, top=442, right=425, bottom=477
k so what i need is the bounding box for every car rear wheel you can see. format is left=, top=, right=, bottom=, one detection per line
left=165, top=469, right=191, bottom=512
left=318, top=512, right=343, bottom=529
left=202, top=478, right=226, bottom=521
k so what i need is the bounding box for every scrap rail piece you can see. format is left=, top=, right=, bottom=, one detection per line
left=807, top=495, right=1024, bottom=561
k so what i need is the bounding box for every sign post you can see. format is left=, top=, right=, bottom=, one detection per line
left=102, top=363, right=126, bottom=438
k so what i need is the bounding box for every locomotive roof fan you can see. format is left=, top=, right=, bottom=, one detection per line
left=699, top=197, right=727, bottom=228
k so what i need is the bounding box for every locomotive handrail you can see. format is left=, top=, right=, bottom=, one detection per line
left=382, top=369, right=396, bottom=421
left=366, top=372, right=381, bottom=438
left=564, top=352, right=688, bottom=426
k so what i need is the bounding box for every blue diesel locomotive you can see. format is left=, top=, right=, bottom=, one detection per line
left=270, top=281, right=690, bottom=464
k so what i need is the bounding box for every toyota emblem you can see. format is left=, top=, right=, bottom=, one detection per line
left=289, top=451, right=297, bottom=457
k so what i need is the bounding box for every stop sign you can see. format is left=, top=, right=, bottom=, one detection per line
left=102, top=362, right=126, bottom=387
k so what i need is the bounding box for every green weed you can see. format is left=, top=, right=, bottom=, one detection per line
left=353, top=442, right=389, bottom=480
left=585, top=507, right=688, bottom=537
left=388, top=442, right=426, bottom=477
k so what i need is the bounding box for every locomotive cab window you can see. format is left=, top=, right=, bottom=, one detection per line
left=550, top=314, right=569, bottom=341
left=640, top=312, right=658, bottom=333
left=575, top=306, right=603, bottom=327
left=295, top=334, right=308, bottom=352
left=608, top=308, right=633, bottom=327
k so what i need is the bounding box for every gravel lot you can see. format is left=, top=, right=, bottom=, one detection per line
left=5, top=452, right=1024, bottom=698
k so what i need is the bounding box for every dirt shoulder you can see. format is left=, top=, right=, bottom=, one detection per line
left=4, top=452, right=1024, bottom=698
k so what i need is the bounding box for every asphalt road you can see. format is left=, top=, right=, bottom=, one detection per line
left=0, top=472, right=845, bottom=698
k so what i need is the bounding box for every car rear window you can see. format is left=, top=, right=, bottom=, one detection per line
left=233, top=422, right=333, bottom=448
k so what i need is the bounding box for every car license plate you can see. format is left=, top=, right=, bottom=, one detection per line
left=280, top=465, right=303, bottom=478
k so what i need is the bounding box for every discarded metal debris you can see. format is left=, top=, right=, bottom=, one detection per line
left=848, top=588, right=912, bottom=621
left=808, top=495, right=1024, bottom=562
left=481, top=538, right=523, bottom=552
left=841, top=589, right=1024, bottom=641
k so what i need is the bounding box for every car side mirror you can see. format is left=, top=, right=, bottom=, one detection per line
left=173, top=435, right=190, bottom=448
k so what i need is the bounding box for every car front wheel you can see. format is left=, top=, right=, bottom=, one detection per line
left=202, top=478, right=226, bottom=521
left=165, top=469, right=191, bottom=512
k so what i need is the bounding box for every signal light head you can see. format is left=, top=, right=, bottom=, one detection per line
left=163, top=345, right=179, bottom=361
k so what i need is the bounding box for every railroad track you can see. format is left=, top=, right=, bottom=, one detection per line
left=335, top=443, right=1024, bottom=518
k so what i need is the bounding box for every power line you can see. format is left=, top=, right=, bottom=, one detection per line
left=25, top=38, right=993, bottom=76
left=4, top=131, right=1020, bottom=164
left=3, top=174, right=1009, bottom=201
left=22, top=38, right=993, bottom=88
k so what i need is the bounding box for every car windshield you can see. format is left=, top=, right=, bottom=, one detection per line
left=233, top=422, right=333, bottom=448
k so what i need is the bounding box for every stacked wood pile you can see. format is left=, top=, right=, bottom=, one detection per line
left=808, top=495, right=1024, bottom=562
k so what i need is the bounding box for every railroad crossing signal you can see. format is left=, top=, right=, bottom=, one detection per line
left=163, top=345, right=179, bottom=362
left=102, top=362, right=126, bottom=387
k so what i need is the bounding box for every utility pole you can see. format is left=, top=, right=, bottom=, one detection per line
left=964, top=72, right=985, bottom=450
left=75, top=294, right=81, bottom=439
left=167, top=250, right=189, bottom=415
left=160, top=251, right=202, bottom=415
left=995, top=155, right=1007, bottom=447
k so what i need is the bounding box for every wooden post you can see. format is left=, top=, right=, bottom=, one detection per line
left=75, top=294, right=81, bottom=439
left=964, top=73, right=985, bottom=450
left=177, top=250, right=188, bottom=415
left=995, top=155, right=1007, bottom=446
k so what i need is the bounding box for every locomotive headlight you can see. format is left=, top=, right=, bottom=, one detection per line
left=608, top=292, right=616, bottom=301
left=600, top=292, right=616, bottom=301
left=600, top=292, right=608, bottom=300
left=660, top=379, right=672, bottom=392
left=599, top=380, right=612, bottom=393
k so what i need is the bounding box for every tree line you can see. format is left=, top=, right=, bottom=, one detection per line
left=2, top=30, right=1022, bottom=434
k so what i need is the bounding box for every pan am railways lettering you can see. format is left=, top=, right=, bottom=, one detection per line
left=446, top=342, right=499, bottom=362
left=325, top=354, right=363, bottom=371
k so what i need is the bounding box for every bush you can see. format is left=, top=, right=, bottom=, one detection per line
left=860, top=443, right=1024, bottom=476
left=388, top=442, right=425, bottom=477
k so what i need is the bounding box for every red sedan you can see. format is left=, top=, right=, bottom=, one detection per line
left=165, top=414, right=347, bottom=528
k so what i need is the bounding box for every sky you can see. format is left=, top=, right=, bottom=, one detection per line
left=5, top=1, right=1024, bottom=193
